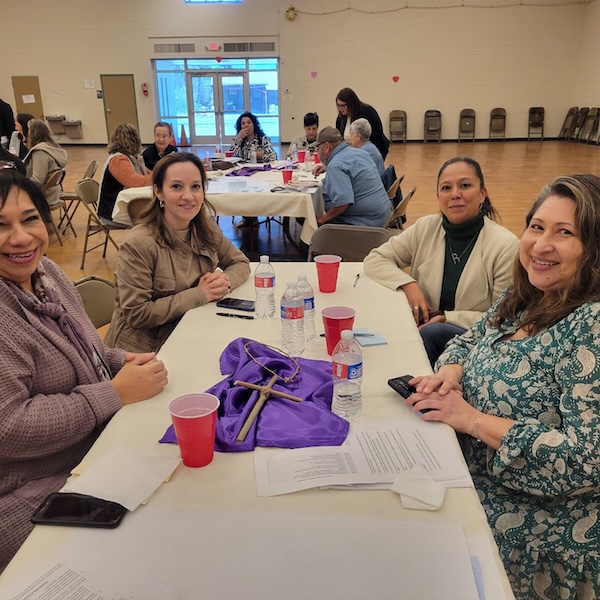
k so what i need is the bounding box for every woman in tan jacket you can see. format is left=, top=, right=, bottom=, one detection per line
left=105, top=152, right=250, bottom=353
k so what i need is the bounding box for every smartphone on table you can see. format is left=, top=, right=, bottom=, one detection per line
left=31, top=492, right=128, bottom=529
left=216, top=297, right=255, bottom=312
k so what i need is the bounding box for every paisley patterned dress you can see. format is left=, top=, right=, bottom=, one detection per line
left=437, top=298, right=600, bottom=600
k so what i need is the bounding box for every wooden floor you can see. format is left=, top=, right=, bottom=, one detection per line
left=49, top=140, right=600, bottom=283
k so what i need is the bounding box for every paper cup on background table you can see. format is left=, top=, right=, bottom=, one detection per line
left=225, top=151, right=234, bottom=158
left=314, top=254, right=342, bottom=293
left=282, top=169, right=293, bottom=184
left=168, top=393, right=220, bottom=468
left=321, top=306, right=356, bottom=355
left=297, top=150, right=306, bottom=163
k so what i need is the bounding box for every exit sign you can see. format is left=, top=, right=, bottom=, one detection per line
left=207, top=42, right=220, bottom=51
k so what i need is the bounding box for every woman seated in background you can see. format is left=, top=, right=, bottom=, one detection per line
left=142, top=121, right=178, bottom=170
left=9, top=112, right=34, bottom=160
left=364, top=156, right=518, bottom=365
left=287, top=111, right=319, bottom=158
left=230, top=112, right=277, bottom=228
left=0, top=171, right=168, bottom=573
left=98, top=122, right=152, bottom=227
left=334, top=87, right=389, bottom=160
left=23, top=119, right=67, bottom=207
left=348, top=118, right=385, bottom=176
left=408, top=174, right=600, bottom=600
left=105, top=152, right=251, bottom=354
left=230, top=111, right=277, bottom=163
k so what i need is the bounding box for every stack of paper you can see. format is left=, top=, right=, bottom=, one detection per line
left=254, top=420, right=473, bottom=496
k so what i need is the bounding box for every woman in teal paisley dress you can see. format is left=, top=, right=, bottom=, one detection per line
left=407, top=174, right=600, bottom=599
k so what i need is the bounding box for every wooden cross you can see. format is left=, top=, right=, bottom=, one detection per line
left=235, top=374, right=303, bottom=442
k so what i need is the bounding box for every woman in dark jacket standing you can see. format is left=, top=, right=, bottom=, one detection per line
left=335, top=87, right=389, bottom=160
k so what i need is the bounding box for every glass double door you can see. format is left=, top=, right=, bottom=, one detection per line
left=188, top=72, right=247, bottom=146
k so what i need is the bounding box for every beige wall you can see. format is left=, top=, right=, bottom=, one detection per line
left=1, top=0, right=596, bottom=144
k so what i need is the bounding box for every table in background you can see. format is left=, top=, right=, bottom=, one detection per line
left=0, top=263, right=513, bottom=599
left=113, top=163, right=322, bottom=247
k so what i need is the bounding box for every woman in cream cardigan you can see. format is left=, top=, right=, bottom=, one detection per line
left=364, top=156, right=519, bottom=365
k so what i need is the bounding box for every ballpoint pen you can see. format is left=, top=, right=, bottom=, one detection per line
left=217, top=312, right=254, bottom=320
left=353, top=273, right=360, bottom=287
left=320, top=332, right=373, bottom=337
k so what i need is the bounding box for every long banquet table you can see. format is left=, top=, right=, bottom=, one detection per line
left=113, top=163, right=322, bottom=246
left=0, top=263, right=514, bottom=600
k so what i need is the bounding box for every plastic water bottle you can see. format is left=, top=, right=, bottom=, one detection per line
left=250, top=142, right=257, bottom=164
left=215, top=145, right=222, bottom=159
left=280, top=281, right=304, bottom=356
left=304, top=150, right=313, bottom=173
left=254, top=255, right=276, bottom=319
left=203, top=151, right=211, bottom=171
left=332, top=330, right=363, bottom=420
left=296, top=274, right=316, bottom=343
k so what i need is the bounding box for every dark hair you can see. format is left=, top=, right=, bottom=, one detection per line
left=336, top=88, right=362, bottom=121
left=0, top=170, right=52, bottom=224
left=154, top=122, right=173, bottom=136
left=436, top=156, right=499, bottom=222
left=491, top=174, right=600, bottom=334
left=27, top=119, right=61, bottom=150
left=139, top=152, right=219, bottom=251
left=303, top=112, right=319, bottom=127
left=235, top=112, right=266, bottom=141
left=16, top=113, right=35, bottom=140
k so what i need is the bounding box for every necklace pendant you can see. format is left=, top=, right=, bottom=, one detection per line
left=452, top=252, right=460, bottom=264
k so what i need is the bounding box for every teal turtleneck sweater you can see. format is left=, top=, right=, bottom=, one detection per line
left=440, top=212, right=486, bottom=311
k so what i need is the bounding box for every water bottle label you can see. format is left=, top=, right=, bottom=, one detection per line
left=332, top=361, right=363, bottom=380
left=281, top=305, right=304, bottom=319
left=255, top=275, right=275, bottom=288
left=303, top=297, right=315, bottom=311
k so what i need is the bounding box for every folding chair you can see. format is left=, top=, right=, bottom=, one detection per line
left=307, top=224, right=392, bottom=262
left=527, top=107, right=545, bottom=140
left=577, top=107, right=599, bottom=143
left=489, top=108, right=506, bottom=141
left=59, top=160, right=98, bottom=230
left=76, top=178, right=121, bottom=269
left=423, top=110, right=442, bottom=142
left=389, top=110, right=407, bottom=143
left=74, top=276, right=115, bottom=328
left=385, top=186, right=417, bottom=230
left=458, top=109, right=476, bottom=142
left=42, top=169, right=76, bottom=245
left=558, top=107, right=578, bottom=140
left=126, top=197, right=153, bottom=223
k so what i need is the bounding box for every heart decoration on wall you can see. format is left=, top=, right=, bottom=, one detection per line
left=392, top=76, right=399, bottom=83
left=216, top=56, right=223, bottom=63
left=311, top=71, right=318, bottom=79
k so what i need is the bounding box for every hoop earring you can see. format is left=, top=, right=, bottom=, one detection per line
left=159, top=200, right=165, bottom=209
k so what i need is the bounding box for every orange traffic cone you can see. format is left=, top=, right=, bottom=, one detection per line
left=179, top=124, right=190, bottom=147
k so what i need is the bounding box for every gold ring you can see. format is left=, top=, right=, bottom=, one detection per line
left=413, top=306, right=419, bottom=311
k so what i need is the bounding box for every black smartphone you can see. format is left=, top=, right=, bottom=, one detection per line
left=31, top=492, right=128, bottom=529
left=388, top=375, right=434, bottom=413
left=216, top=297, right=255, bottom=312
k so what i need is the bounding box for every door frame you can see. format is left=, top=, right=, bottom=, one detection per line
left=100, top=74, right=139, bottom=140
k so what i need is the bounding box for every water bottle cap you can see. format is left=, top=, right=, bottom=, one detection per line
left=297, top=274, right=307, bottom=280
left=287, top=281, right=297, bottom=288
left=260, top=255, right=269, bottom=262
left=340, top=330, right=354, bottom=339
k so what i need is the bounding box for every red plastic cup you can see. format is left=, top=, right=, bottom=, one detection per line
left=321, top=307, right=356, bottom=355
left=282, top=169, right=293, bottom=184
left=168, top=393, right=220, bottom=468
left=313, top=153, right=320, bottom=165
left=225, top=151, right=234, bottom=158
left=314, top=254, right=342, bottom=293
left=297, top=150, right=306, bottom=163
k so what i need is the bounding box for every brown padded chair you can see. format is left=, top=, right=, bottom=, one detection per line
left=577, top=107, right=599, bottom=144
left=559, top=107, right=578, bottom=140
left=458, top=109, right=476, bottom=142
left=527, top=107, right=545, bottom=140
left=42, top=169, right=75, bottom=245
left=489, top=108, right=506, bottom=141
left=59, top=160, right=98, bottom=230
left=126, top=197, right=153, bottom=223
left=423, top=110, right=442, bottom=142
left=307, top=224, right=392, bottom=262
left=389, top=110, right=407, bottom=143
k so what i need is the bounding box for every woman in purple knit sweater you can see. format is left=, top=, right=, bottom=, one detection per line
left=0, top=170, right=168, bottom=573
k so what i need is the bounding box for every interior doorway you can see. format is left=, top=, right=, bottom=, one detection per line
left=100, top=75, right=139, bottom=139
left=11, top=76, right=44, bottom=119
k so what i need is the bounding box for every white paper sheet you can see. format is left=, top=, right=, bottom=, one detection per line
left=254, top=420, right=473, bottom=496
left=1, top=509, right=482, bottom=600
left=64, top=447, right=181, bottom=510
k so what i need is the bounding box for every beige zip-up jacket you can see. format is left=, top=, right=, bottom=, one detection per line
left=364, top=214, right=519, bottom=329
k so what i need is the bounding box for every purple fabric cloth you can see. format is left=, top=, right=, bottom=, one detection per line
left=225, top=164, right=272, bottom=177
left=159, top=337, right=349, bottom=452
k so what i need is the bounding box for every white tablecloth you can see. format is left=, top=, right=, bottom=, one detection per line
left=0, top=263, right=513, bottom=599
left=113, top=164, right=322, bottom=245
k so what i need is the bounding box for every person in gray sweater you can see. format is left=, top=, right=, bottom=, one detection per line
left=0, top=171, right=168, bottom=573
